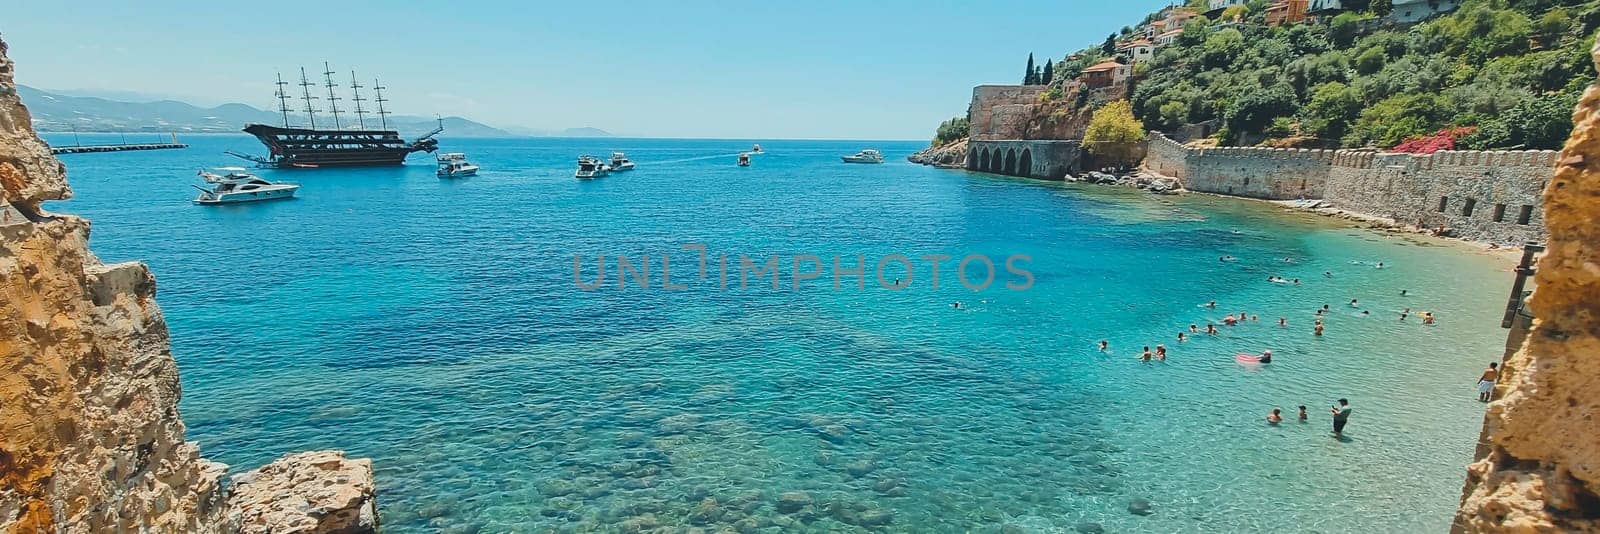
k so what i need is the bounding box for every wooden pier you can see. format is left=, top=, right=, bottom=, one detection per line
left=51, top=142, right=188, bottom=155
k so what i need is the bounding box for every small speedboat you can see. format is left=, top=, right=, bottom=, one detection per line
left=841, top=149, right=884, bottom=164
left=737, top=152, right=751, bottom=167
left=436, top=153, right=480, bottom=177
left=192, top=168, right=298, bottom=205
left=576, top=155, right=611, bottom=179
left=609, top=152, right=635, bottom=172
left=751, top=144, right=763, bottom=154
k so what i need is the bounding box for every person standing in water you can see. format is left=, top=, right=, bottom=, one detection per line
left=1177, top=332, right=1187, bottom=342
left=1278, top=317, right=1287, bottom=327
left=1155, top=344, right=1167, bottom=360
left=1297, top=406, right=1308, bottom=421
left=1331, top=399, right=1352, bottom=437
left=1099, top=340, right=1109, bottom=352
left=1478, top=362, right=1499, bottom=402
left=1314, top=321, right=1324, bottom=336
left=1267, top=408, right=1283, bottom=424
left=1206, top=324, right=1218, bottom=335
left=1139, top=346, right=1153, bottom=361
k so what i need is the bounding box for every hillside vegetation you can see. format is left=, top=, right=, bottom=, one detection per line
left=1014, top=0, right=1600, bottom=151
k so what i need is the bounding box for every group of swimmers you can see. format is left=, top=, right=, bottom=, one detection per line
left=1267, top=400, right=1355, bottom=437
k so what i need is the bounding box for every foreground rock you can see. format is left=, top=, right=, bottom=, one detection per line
left=0, top=36, right=371, bottom=533
left=908, top=138, right=968, bottom=168
left=227, top=451, right=377, bottom=534
left=1453, top=34, right=1600, bottom=533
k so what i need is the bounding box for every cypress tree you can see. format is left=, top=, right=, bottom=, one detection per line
left=1025, top=53, right=1036, bottom=85
left=1042, top=59, right=1054, bottom=85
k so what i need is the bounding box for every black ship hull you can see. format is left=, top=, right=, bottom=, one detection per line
left=238, top=124, right=439, bottom=168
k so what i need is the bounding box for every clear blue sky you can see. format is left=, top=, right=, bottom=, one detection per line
left=5, top=1, right=1171, bottom=139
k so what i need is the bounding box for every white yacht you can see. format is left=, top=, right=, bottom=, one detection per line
left=609, top=152, right=635, bottom=172
left=751, top=144, right=763, bottom=154
left=737, top=152, right=751, bottom=167
left=192, top=168, right=298, bottom=205
left=436, top=153, right=480, bottom=177
left=575, top=155, right=611, bottom=179
left=841, top=149, right=884, bottom=164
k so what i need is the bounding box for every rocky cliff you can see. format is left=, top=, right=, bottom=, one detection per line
left=1453, top=34, right=1600, bottom=533
left=0, top=37, right=376, bottom=533
left=907, top=138, right=968, bottom=168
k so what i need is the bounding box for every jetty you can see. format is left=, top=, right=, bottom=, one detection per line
left=50, top=142, right=187, bottom=155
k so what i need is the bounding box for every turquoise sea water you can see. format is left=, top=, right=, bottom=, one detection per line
left=50, top=134, right=1515, bottom=533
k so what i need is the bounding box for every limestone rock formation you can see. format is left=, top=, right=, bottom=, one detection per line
left=907, top=138, right=968, bottom=168
left=1453, top=34, right=1600, bottom=533
left=0, top=36, right=375, bottom=534
left=227, top=452, right=377, bottom=534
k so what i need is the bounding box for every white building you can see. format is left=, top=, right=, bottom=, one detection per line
left=1387, top=0, right=1459, bottom=23
left=1307, top=0, right=1342, bottom=14
left=1207, top=0, right=1248, bottom=12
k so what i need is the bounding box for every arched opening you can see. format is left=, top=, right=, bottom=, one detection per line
left=980, top=148, right=992, bottom=171
left=969, top=148, right=979, bottom=170
left=1018, top=148, right=1033, bottom=178
left=989, top=149, right=1002, bottom=173
left=1005, top=148, right=1018, bottom=175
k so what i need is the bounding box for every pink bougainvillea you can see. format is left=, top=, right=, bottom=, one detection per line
left=1392, top=127, right=1477, bottom=154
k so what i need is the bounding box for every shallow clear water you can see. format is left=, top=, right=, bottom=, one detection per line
left=51, top=134, right=1515, bottom=532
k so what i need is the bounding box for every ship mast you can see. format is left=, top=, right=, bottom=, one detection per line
left=297, top=67, right=320, bottom=129
left=273, top=72, right=293, bottom=128
left=372, top=78, right=391, bottom=130
left=348, top=71, right=368, bottom=130
left=322, top=61, right=344, bottom=130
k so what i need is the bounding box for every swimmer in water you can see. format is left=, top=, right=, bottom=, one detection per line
left=1400, top=313, right=1408, bottom=321
left=1259, top=350, right=1273, bottom=363
left=1324, top=271, right=1333, bottom=278
left=1206, top=324, right=1218, bottom=335
left=1298, top=405, right=1308, bottom=421
left=1099, top=340, right=1109, bottom=352
left=1189, top=324, right=1199, bottom=333
left=1314, top=322, right=1325, bottom=336
left=1155, top=344, right=1167, bottom=360
left=1206, top=300, right=1217, bottom=308
left=952, top=302, right=962, bottom=309
left=1376, top=262, right=1384, bottom=269
left=1223, top=314, right=1238, bottom=325
left=1323, top=304, right=1331, bottom=311
left=1361, top=310, right=1370, bottom=316
left=1267, top=408, right=1283, bottom=424
left=1400, top=289, right=1408, bottom=296
left=1177, top=332, right=1187, bottom=342
left=1293, top=278, right=1300, bottom=285
left=1140, top=346, right=1153, bottom=361
left=1278, top=317, right=1287, bottom=327
left=1423, top=312, right=1435, bottom=325
left=1349, top=299, right=1359, bottom=307
left=1251, top=314, right=1259, bottom=321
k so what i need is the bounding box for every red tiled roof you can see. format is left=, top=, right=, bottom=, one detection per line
left=1082, top=61, right=1127, bottom=73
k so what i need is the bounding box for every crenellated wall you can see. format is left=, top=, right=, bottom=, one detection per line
left=1146, top=132, right=1554, bottom=243
left=967, top=139, right=1082, bottom=180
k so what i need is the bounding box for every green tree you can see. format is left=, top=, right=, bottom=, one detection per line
left=1371, top=0, right=1393, bottom=17
left=1222, top=5, right=1248, bottom=22
left=1084, top=100, right=1148, bottom=168
left=1351, top=93, right=1449, bottom=147
left=1301, top=81, right=1361, bottom=142
left=933, top=117, right=970, bottom=146
left=1223, top=84, right=1299, bottom=139
left=1025, top=53, right=1036, bottom=85
left=1102, top=33, right=1118, bottom=55
left=1329, top=12, right=1365, bottom=48
left=1042, top=59, right=1055, bottom=85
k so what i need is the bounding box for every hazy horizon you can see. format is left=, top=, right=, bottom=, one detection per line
left=4, top=0, right=1172, bottom=139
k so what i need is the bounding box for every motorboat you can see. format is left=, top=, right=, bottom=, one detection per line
left=841, top=149, right=884, bottom=164
left=576, top=155, right=611, bottom=179
left=436, top=153, right=480, bottom=177
left=737, top=152, right=751, bottom=167
left=751, top=144, right=763, bottom=154
left=192, top=168, right=298, bottom=204
left=609, top=152, right=635, bottom=171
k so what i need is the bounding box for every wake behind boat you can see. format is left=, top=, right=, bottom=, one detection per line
left=841, top=149, right=884, bottom=164
left=192, top=168, right=299, bottom=205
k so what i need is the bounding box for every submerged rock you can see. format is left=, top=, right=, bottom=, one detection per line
left=1128, top=497, right=1154, bottom=516
left=777, top=491, right=813, bottom=514
left=1074, top=522, right=1106, bottom=533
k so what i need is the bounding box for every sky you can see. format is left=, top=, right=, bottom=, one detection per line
left=4, top=1, right=1173, bottom=139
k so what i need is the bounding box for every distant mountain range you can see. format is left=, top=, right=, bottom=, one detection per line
left=16, top=85, right=612, bottom=138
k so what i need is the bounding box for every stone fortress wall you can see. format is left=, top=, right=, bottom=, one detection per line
left=968, top=85, right=1046, bottom=141
left=1146, top=132, right=1554, bottom=244
left=966, top=140, right=1082, bottom=180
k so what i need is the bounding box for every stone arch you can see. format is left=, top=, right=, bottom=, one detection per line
left=969, top=148, right=980, bottom=170
left=1019, top=148, right=1033, bottom=178
left=1005, top=148, right=1018, bottom=175
left=989, top=148, right=1002, bottom=173
left=980, top=147, right=992, bottom=171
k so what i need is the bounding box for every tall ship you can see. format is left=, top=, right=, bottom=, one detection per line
left=227, top=63, right=441, bottom=168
